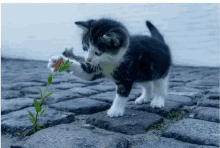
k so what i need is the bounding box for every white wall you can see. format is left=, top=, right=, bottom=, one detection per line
left=1, top=3, right=219, bottom=67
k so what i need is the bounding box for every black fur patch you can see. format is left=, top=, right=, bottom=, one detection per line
left=91, top=73, right=105, bottom=81
left=81, top=62, right=94, bottom=74
left=116, top=82, right=133, bottom=97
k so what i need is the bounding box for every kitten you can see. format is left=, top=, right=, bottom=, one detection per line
left=48, top=18, right=172, bottom=117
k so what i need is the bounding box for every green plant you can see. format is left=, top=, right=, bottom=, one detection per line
left=152, top=123, right=163, bottom=130
left=147, top=123, right=164, bottom=133
left=168, top=109, right=184, bottom=119
left=169, top=112, right=179, bottom=119
left=26, top=58, right=70, bottom=136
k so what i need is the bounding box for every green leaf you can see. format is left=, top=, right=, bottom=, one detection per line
left=48, top=74, right=53, bottom=85
left=59, top=63, right=64, bottom=67
left=39, top=88, right=43, bottom=99
left=38, top=109, right=46, bottom=119
left=27, top=110, right=35, bottom=120
left=44, top=92, right=53, bottom=99
left=58, top=65, right=69, bottom=72
left=41, top=105, right=45, bottom=108
left=29, top=117, right=36, bottom=123
left=33, top=123, right=37, bottom=127
left=33, top=98, right=42, bottom=112
left=16, top=133, right=21, bottom=136
left=64, top=59, right=69, bottom=65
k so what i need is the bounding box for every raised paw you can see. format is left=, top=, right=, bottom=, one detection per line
left=107, top=106, right=124, bottom=117
left=150, top=96, right=165, bottom=108
left=47, top=54, right=68, bottom=72
left=62, top=48, right=75, bottom=59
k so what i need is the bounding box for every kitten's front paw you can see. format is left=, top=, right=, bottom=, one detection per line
left=107, top=106, right=124, bottom=117
left=48, top=54, right=68, bottom=72
left=150, top=96, right=165, bottom=108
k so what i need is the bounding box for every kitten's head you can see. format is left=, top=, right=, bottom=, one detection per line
left=75, top=18, right=130, bottom=66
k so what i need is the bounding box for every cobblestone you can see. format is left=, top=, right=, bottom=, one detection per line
left=1, top=58, right=219, bottom=148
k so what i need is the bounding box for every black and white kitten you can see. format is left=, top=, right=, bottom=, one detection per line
left=48, top=18, right=172, bottom=117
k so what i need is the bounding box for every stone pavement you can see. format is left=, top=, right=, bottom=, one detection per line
left=1, top=57, right=220, bottom=148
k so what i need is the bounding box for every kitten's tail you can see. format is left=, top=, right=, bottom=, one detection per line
left=146, top=21, right=165, bottom=44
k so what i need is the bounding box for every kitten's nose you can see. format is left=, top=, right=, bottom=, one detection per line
left=87, top=58, right=91, bottom=62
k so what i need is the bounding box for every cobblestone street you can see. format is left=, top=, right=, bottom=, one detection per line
left=1, top=58, right=219, bottom=148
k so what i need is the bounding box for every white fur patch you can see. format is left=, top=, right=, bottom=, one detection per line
left=150, top=96, right=165, bottom=108
left=135, top=81, right=154, bottom=105
left=85, top=43, right=96, bottom=63
left=135, top=92, right=149, bottom=105
left=107, top=94, right=127, bottom=117
left=149, top=76, right=169, bottom=108
left=135, top=86, right=149, bottom=104
left=154, top=76, right=168, bottom=97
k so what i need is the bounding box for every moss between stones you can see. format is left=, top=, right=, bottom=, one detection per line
left=168, top=109, right=185, bottom=120
left=151, top=123, right=164, bottom=130
left=147, top=108, right=187, bottom=133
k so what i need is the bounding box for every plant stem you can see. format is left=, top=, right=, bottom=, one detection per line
left=35, top=71, right=59, bottom=132
left=40, top=71, right=59, bottom=105
left=35, top=112, right=39, bottom=132
left=32, top=59, right=67, bottom=133
left=43, top=83, right=49, bottom=98
left=52, top=71, right=59, bottom=79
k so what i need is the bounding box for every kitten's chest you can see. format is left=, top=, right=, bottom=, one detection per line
left=99, top=62, right=116, bottom=79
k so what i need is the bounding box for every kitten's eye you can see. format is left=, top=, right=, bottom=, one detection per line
left=95, top=52, right=102, bottom=56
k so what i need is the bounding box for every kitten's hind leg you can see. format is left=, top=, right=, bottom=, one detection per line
left=135, top=81, right=154, bottom=105
left=150, top=76, right=168, bottom=108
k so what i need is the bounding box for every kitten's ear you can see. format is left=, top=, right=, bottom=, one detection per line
left=75, top=21, right=89, bottom=30
left=102, top=34, right=120, bottom=48
left=75, top=19, right=95, bottom=31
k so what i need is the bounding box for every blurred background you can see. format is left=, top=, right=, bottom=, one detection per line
left=1, top=3, right=219, bottom=67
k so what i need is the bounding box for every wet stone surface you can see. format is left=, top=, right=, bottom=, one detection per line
left=1, top=59, right=220, bottom=148
left=138, top=137, right=219, bottom=148
left=1, top=106, right=75, bottom=135
left=10, top=124, right=130, bottom=148
left=126, top=100, right=183, bottom=118
left=162, top=118, right=220, bottom=147
left=191, top=107, right=220, bottom=123
left=86, top=109, right=163, bottom=135
left=49, top=97, right=111, bottom=114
